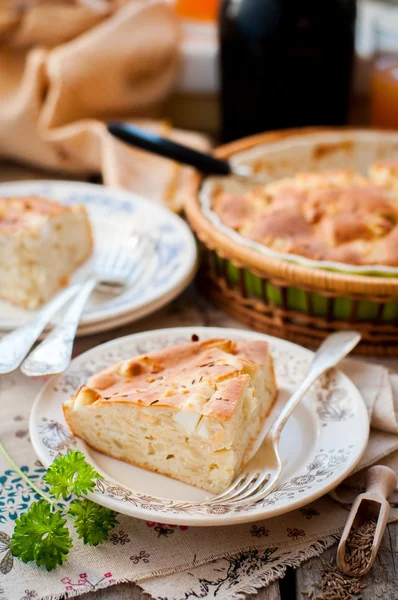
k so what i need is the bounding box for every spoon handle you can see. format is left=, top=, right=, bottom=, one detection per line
left=365, top=464, right=398, bottom=498
left=108, top=122, right=232, bottom=176
left=270, top=331, right=361, bottom=440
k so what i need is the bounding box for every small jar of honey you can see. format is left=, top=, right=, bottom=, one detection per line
left=371, top=12, right=398, bottom=129
left=174, top=0, right=219, bottom=21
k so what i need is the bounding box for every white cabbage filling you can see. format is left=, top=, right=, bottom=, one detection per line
left=0, top=207, right=91, bottom=309
left=65, top=357, right=275, bottom=494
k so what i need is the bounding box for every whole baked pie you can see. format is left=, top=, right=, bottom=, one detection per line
left=212, top=164, right=398, bottom=267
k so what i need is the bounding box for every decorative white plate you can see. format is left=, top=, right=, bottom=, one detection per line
left=30, top=327, right=369, bottom=526
left=0, top=181, right=197, bottom=334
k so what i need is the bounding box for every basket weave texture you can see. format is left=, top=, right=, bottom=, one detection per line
left=185, top=128, right=398, bottom=356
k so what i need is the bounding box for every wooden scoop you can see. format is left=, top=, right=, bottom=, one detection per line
left=337, top=465, right=397, bottom=577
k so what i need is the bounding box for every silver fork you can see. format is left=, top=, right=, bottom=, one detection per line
left=205, top=331, right=361, bottom=507
left=0, top=244, right=145, bottom=377
left=20, top=233, right=155, bottom=377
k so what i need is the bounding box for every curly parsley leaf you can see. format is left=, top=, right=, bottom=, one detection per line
left=44, top=450, right=102, bottom=499
left=69, top=499, right=118, bottom=546
left=2, top=445, right=117, bottom=571
left=10, top=500, right=72, bottom=571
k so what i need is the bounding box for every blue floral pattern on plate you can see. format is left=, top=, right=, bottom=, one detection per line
left=0, top=181, right=197, bottom=331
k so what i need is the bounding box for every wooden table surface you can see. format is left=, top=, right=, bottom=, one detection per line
left=1, top=163, right=397, bottom=600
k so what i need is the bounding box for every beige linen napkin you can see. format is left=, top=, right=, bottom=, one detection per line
left=0, top=0, right=210, bottom=211
left=0, top=328, right=397, bottom=600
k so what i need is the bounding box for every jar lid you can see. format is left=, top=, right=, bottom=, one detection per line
left=176, top=21, right=219, bottom=93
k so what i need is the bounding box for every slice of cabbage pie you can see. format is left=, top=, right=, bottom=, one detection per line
left=0, top=196, right=92, bottom=309
left=63, top=338, right=277, bottom=494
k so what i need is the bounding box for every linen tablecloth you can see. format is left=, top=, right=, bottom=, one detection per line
left=0, top=308, right=397, bottom=600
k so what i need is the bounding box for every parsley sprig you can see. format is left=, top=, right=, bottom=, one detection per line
left=0, top=443, right=118, bottom=571
left=69, top=499, right=118, bottom=545
left=45, top=450, right=100, bottom=499
left=10, top=501, right=72, bottom=570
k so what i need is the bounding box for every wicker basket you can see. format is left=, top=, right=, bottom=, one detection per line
left=185, top=128, right=398, bottom=356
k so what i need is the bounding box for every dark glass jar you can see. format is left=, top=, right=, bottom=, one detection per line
left=219, top=0, right=357, bottom=142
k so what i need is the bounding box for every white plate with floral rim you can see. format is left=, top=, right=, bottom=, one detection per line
left=0, top=181, right=197, bottom=335
left=29, top=327, right=369, bottom=527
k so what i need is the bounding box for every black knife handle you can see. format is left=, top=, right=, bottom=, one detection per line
left=108, top=122, right=231, bottom=176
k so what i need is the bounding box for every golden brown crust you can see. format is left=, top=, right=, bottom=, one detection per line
left=370, top=160, right=398, bottom=192
left=70, top=338, right=272, bottom=421
left=185, top=127, right=398, bottom=300
left=62, top=405, right=77, bottom=436
left=212, top=168, right=398, bottom=267
left=371, top=160, right=398, bottom=173
left=0, top=196, right=69, bottom=233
